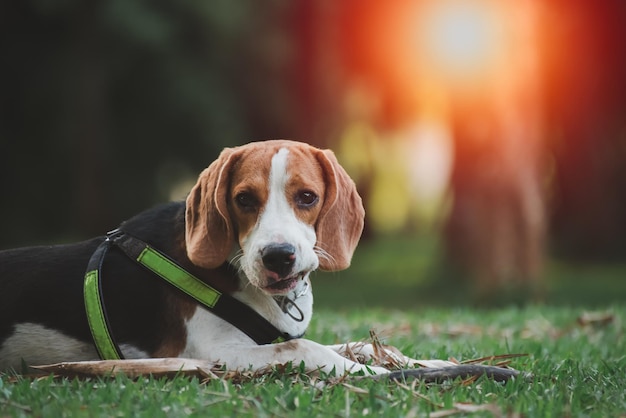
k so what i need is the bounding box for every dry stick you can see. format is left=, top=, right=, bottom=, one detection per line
left=366, top=365, right=530, bottom=383
left=31, top=358, right=219, bottom=379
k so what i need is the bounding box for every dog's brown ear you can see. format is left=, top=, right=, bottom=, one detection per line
left=185, top=148, right=238, bottom=269
left=315, top=149, right=365, bottom=271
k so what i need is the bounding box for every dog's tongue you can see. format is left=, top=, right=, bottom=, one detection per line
left=266, top=276, right=298, bottom=292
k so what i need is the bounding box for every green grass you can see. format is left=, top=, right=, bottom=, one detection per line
left=2, top=306, right=625, bottom=417
left=3, top=234, right=626, bottom=416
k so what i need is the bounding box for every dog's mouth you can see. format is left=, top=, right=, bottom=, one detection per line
left=263, top=274, right=304, bottom=294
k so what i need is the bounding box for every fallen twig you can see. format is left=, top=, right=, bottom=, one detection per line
left=370, top=364, right=529, bottom=383
left=30, top=358, right=221, bottom=379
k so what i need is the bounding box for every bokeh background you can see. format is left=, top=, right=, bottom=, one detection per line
left=2, top=0, right=625, bottom=307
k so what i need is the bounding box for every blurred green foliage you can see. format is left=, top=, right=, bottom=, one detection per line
left=313, top=234, right=626, bottom=308
left=1, top=1, right=316, bottom=246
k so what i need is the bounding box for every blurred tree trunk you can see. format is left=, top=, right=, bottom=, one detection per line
left=68, top=3, right=111, bottom=237
left=546, top=0, right=626, bottom=260
left=445, top=105, right=545, bottom=297
left=444, top=2, right=546, bottom=299
left=291, top=0, right=344, bottom=146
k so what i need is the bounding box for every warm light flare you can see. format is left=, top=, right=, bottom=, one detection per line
left=418, top=0, right=507, bottom=84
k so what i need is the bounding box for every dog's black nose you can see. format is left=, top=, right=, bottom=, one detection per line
left=262, top=243, right=296, bottom=278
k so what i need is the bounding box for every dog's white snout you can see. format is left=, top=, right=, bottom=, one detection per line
left=261, top=243, right=296, bottom=278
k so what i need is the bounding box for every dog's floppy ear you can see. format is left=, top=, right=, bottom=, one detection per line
left=185, top=148, right=238, bottom=269
left=315, top=149, right=365, bottom=271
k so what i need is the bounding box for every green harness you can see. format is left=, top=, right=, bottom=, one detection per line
left=84, top=229, right=301, bottom=360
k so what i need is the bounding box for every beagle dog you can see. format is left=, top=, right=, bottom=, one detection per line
left=0, top=140, right=419, bottom=374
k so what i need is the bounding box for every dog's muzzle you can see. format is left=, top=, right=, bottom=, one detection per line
left=260, top=243, right=310, bottom=294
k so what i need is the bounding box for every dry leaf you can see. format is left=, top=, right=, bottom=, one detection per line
left=577, top=311, right=614, bottom=327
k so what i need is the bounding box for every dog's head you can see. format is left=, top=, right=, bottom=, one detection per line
left=185, top=140, right=364, bottom=295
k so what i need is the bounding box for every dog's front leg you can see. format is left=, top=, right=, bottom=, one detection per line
left=206, top=339, right=390, bottom=375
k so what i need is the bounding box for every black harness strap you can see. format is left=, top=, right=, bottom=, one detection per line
left=84, top=230, right=301, bottom=360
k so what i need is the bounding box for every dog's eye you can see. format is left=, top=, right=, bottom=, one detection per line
left=295, top=190, right=318, bottom=208
left=235, top=192, right=258, bottom=210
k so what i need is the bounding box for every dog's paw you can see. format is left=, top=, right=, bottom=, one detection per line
left=332, top=342, right=407, bottom=368
left=331, top=342, right=458, bottom=370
